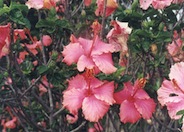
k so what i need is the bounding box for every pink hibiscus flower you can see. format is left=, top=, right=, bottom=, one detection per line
left=84, top=0, right=92, bottom=6
left=152, top=0, right=172, bottom=9
left=62, top=35, right=117, bottom=74
left=107, top=20, right=132, bottom=53
left=167, top=31, right=184, bottom=62
left=114, top=79, right=156, bottom=123
left=139, top=0, right=153, bottom=10
left=157, top=62, right=184, bottom=121
left=26, top=0, right=59, bottom=10
left=62, top=73, right=115, bottom=122
left=0, top=23, right=11, bottom=58
left=1, top=117, right=17, bottom=132
left=95, top=0, right=118, bottom=17
left=172, top=0, right=184, bottom=4
left=14, top=29, right=27, bottom=42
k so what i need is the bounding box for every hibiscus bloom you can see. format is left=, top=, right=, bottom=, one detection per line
left=1, top=117, right=17, bottom=132
left=157, top=62, right=184, bottom=120
left=84, top=0, right=92, bottom=6
left=172, top=0, right=184, bottom=4
left=14, top=29, right=27, bottom=42
left=107, top=20, right=132, bottom=67
left=167, top=30, right=184, bottom=62
left=62, top=73, right=115, bottom=122
left=152, top=0, right=172, bottom=9
left=0, top=23, right=11, bottom=58
left=26, top=0, right=59, bottom=10
left=140, top=0, right=174, bottom=10
left=107, top=20, right=132, bottom=53
left=95, top=0, right=118, bottom=17
left=139, top=0, right=153, bottom=10
left=62, top=35, right=116, bottom=74
left=114, top=79, right=156, bottom=123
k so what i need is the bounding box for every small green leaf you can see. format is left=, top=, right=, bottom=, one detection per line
left=21, top=61, right=34, bottom=74
left=119, top=74, right=132, bottom=83
left=37, top=65, right=50, bottom=75
left=10, top=9, right=31, bottom=28
left=177, top=110, right=184, bottom=115
left=10, top=2, right=28, bottom=13
left=36, top=19, right=56, bottom=28
left=0, top=0, right=3, bottom=8
left=0, top=5, right=10, bottom=16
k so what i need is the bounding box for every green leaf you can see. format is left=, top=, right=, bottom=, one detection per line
left=113, top=67, right=126, bottom=77
left=131, top=0, right=138, bottom=10
left=177, top=110, right=184, bottom=115
left=9, top=9, right=31, bottom=28
left=119, top=74, right=132, bottom=83
left=21, top=61, right=34, bottom=74
left=36, top=19, right=56, bottom=28
left=0, top=5, right=10, bottom=16
left=132, top=29, right=152, bottom=38
left=0, top=0, right=3, bottom=8
left=179, top=115, right=184, bottom=124
left=142, top=41, right=150, bottom=52
left=55, top=19, right=71, bottom=29
left=48, top=72, right=63, bottom=86
left=37, top=65, right=50, bottom=75
left=10, top=2, right=28, bottom=13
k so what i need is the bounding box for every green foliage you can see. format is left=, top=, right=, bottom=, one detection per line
left=0, top=0, right=184, bottom=131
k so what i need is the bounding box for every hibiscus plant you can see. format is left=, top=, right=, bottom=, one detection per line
left=0, top=0, right=184, bottom=132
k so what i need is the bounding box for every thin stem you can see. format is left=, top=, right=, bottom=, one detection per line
left=70, top=121, right=86, bottom=132
left=71, top=0, right=84, bottom=17
left=38, top=10, right=47, bottom=64
left=100, top=0, right=107, bottom=39
left=153, top=114, right=181, bottom=132
left=53, top=107, right=65, bottom=118
left=21, top=76, right=41, bottom=98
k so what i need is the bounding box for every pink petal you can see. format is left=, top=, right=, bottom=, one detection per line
left=119, top=100, right=141, bottom=123
left=82, top=96, right=109, bottom=122
left=26, top=0, right=44, bottom=9
left=139, top=0, right=153, bottom=10
left=66, top=114, right=78, bottom=124
left=78, top=37, right=93, bottom=55
left=62, top=43, right=84, bottom=65
left=167, top=39, right=182, bottom=56
left=134, top=98, right=156, bottom=119
left=4, top=120, right=16, bottom=129
left=93, top=53, right=117, bottom=74
left=152, top=0, right=172, bottom=9
left=89, top=76, right=104, bottom=89
left=93, top=81, right=115, bottom=105
left=14, top=29, right=27, bottom=41
left=68, top=74, right=87, bottom=90
left=77, top=55, right=95, bottom=72
left=169, top=62, right=184, bottom=92
left=167, top=101, right=184, bottom=119
left=91, top=36, right=115, bottom=55
left=84, top=0, right=92, bottom=6
left=42, top=35, right=52, bottom=46
left=63, top=88, right=87, bottom=114
left=157, top=80, right=184, bottom=106
left=114, top=85, right=132, bottom=104
left=134, top=89, right=150, bottom=99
